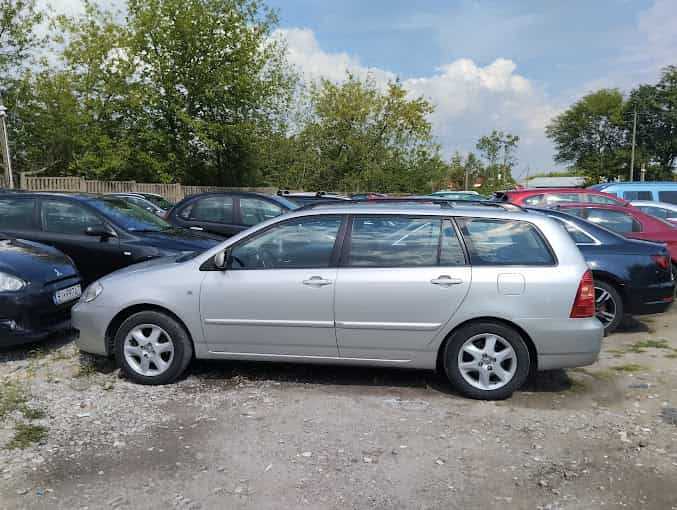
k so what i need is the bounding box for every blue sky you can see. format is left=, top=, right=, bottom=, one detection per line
left=266, top=0, right=675, bottom=176
left=50, top=0, right=677, bottom=177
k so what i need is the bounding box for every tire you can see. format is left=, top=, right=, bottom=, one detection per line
left=443, top=321, right=530, bottom=400
left=114, top=311, right=193, bottom=385
left=594, top=280, right=623, bottom=336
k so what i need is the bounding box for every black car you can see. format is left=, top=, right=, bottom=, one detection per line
left=0, top=193, right=221, bottom=284
left=0, top=234, right=81, bottom=347
left=166, top=192, right=298, bottom=237
left=529, top=207, right=674, bottom=334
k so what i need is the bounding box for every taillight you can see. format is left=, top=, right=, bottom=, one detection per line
left=570, top=270, right=595, bottom=318
left=652, top=254, right=670, bottom=270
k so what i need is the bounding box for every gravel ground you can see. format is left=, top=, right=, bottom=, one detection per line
left=1, top=310, right=677, bottom=509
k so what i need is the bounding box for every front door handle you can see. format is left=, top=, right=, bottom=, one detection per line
left=190, top=226, right=204, bottom=231
left=431, top=275, right=463, bottom=286
left=303, top=276, right=333, bottom=287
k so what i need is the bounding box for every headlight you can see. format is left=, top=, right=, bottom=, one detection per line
left=0, top=272, right=26, bottom=292
left=82, top=281, right=103, bottom=303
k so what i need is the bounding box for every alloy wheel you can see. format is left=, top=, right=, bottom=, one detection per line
left=123, top=324, right=175, bottom=377
left=457, top=334, right=517, bottom=391
left=595, top=286, right=617, bottom=327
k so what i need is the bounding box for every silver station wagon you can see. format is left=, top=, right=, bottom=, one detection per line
left=73, top=203, right=603, bottom=399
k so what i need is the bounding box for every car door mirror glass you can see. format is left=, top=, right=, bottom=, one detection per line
left=85, top=225, right=115, bottom=238
left=214, top=248, right=230, bottom=270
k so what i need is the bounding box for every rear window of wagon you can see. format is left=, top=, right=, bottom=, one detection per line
left=457, top=218, right=556, bottom=266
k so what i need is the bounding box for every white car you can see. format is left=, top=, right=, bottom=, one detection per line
left=631, top=200, right=677, bottom=225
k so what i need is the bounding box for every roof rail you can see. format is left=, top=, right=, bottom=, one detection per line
left=298, top=197, right=525, bottom=212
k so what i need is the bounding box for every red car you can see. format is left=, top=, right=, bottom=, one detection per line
left=553, top=203, right=677, bottom=265
left=495, top=188, right=628, bottom=207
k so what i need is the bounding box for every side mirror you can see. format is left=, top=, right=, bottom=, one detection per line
left=214, top=248, right=230, bottom=270
left=85, top=225, right=116, bottom=239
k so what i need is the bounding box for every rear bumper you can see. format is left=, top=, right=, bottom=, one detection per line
left=520, top=317, right=603, bottom=371
left=626, top=281, right=674, bottom=315
left=0, top=278, right=80, bottom=348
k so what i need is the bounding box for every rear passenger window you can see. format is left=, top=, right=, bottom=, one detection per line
left=523, top=194, right=544, bottom=206
left=0, top=198, right=36, bottom=230
left=546, top=193, right=582, bottom=204
left=184, top=196, right=233, bottom=223
left=239, top=198, right=283, bottom=226
left=623, top=190, right=652, bottom=200
left=348, top=217, right=440, bottom=267
left=551, top=218, right=596, bottom=244
left=585, top=208, right=641, bottom=233
left=457, top=218, right=555, bottom=266
left=588, top=194, right=622, bottom=204
left=659, top=191, right=677, bottom=205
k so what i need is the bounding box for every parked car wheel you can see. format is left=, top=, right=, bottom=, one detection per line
left=114, top=311, right=193, bottom=385
left=594, top=280, right=623, bottom=335
left=443, top=321, right=530, bottom=400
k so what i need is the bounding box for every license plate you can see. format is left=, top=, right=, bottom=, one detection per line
left=53, top=284, right=82, bottom=305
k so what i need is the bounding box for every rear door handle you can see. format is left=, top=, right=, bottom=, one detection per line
left=431, top=275, right=463, bottom=286
left=190, top=226, right=204, bottom=231
left=303, top=276, right=333, bottom=287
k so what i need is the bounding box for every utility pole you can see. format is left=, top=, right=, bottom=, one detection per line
left=0, top=94, right=13, bottom=189
left=464, top=165, right=469, bottom=191
left=629, top=107, right=637, bottom=182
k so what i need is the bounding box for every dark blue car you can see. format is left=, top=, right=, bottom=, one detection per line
left=528, top=207, right=674, bottom=334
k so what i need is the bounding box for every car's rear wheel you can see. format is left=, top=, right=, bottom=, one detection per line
left=444, top=321, right=530, bottom=400
left=114, top=311, right=193, bottom=385
left=594, top=280, right=623, bottom=335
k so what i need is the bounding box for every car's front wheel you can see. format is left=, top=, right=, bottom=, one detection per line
left=114, top=311, right=193, bottom=385
left=444, top=321, right=530, bottom=400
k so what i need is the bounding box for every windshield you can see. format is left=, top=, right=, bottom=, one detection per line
left=271, top=195, right=300, bottom=210
left=142, top=194, right=174, bottom=210
left=88, top=197, right=172, bottom=232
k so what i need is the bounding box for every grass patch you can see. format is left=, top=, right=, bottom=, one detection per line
left=75, top=362, right=98, bottom=378
left=19, top=404, right=46, bottom=420
left=628, top=339, right=672, bottom=352
left=612, top=363, right=645, bottom=373
left=666, top=353, right=677, bottom=359
left=0, top=382, right=28, bottom=421
left=566, top=378, right=588, bottom=393
left=6, top=423, right=47, bottom=449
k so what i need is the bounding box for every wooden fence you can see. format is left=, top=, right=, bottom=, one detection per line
left=17, top=175, right=277, bottom=202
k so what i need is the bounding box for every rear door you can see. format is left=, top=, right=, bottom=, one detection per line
left=174, top=195, right=240, bottom=237
left=0, top=196, right=39, bottom=238
left=334, top=215, right=471, bottom=361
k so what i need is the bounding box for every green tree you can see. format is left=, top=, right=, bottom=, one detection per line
left=0, top=0, right=44, bottom=77
left=546, top=89, right=628, bottom=183
left=476, top=129, right=519, bottom=188
left=626, top=66, right=677, bottom=179
left=269, top=74, right=440, bottom=193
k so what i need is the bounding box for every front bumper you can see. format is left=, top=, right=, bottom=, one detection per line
left=0, top=276, right=81, bottom=348
left=71, top=302, right=112, bottom=356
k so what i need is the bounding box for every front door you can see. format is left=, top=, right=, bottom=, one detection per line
left=200, top=215, right=344, bottom=356
left=33, top=199, right=125, bottom=283
left=334, top=216, right=471, bottom=360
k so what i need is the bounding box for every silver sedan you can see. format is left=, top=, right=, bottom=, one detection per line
left=72, top=204, right=602, bottom=400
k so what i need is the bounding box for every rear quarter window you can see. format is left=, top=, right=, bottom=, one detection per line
left=457, top=218, right=555, bottom=266
left=0, top=198, right=36, bottom=230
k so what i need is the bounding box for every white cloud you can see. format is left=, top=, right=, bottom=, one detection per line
left=277, top=27, right=560, bottom=174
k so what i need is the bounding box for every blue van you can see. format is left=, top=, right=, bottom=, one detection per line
left=589, top=182, right=677, bottom=204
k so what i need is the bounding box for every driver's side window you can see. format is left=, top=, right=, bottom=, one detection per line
left=230, top=216, right=342, bottom=269
left=42, top=200, right=105, bottom=235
